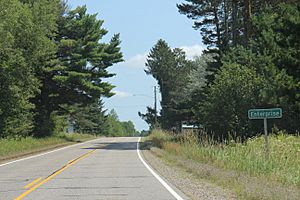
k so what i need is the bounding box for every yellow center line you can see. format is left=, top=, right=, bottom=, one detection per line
left=68, top=159, right=76, bottom=164
left=24, top=178, right=42, bottom=189
left=15, top=150, right=96, bottom=200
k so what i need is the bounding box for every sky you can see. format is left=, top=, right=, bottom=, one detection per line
left=69, top=0, right=205, bottom=131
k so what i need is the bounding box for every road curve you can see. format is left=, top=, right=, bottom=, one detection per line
left=0, top=137, right=186, bottom=200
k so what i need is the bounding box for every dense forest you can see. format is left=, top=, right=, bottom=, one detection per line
left=140, top=0, right=300, bottom=140
left=0, top=0, right=138, bottom=138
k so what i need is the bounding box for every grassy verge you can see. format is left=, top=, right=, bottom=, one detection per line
left=145, top=130, right=300, bottom=199
left=0, top=133, right=96, bottom=161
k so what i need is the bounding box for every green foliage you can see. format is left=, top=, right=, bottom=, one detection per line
left=106, top=109, right=123, bottom=136
left=138, top=107, right=158, bottom=130
left=217, top=3, right=300, bottom=135
left=203, top=63, right=266, bottom=140
left=121, top=121, right=138, bottom=136
left=250, top=3, right=300, bottom=132
left=178, top=0, right=231, bottom=54
left=106, top=109, right=138, bottom=136
left=71, top=100, right=108, bottom=135
left=159, top=1, right=300, bottom=139
left=50, top=112, right=69, bottom=134
left=179, top=54, right=215, bottom=123
left=0, top=0, right=39, bottom=138
left=56, top=6, right=123, bottom=101
left=183, top=54, right=213, bottom=97
left=32, top=5, right=123, bottom=137
left=144, top=39, right=193, bottom=129
left=0, top=2, right=123, bottom=139
left=147, top=3, right=299, bottom=139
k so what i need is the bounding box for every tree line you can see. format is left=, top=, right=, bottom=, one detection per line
left=0, top=0, right=126, bottom=138
left=140, top=0, right=300, bottom=140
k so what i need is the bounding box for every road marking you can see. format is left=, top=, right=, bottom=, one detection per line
left=24, top=177, right=42, bottom=189
left=137, top=137, right=184, bottom=200
left=0, top=138, right=100, bottom=167
left=15, top=149, right=96, bottom=200
left=68, top=158, right=76, bottom=164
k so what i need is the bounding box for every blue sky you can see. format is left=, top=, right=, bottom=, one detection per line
left=70, top=0, right=205, bottom=131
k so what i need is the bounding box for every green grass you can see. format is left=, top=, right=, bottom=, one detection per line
left=0, top=133, right=96, bottom=160
left=147, top=129, right=300, bottom=187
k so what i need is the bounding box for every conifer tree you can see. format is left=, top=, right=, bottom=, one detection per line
left=33, top=6, right=123, bottom=136
left=145, top=40, right=192, bottom=130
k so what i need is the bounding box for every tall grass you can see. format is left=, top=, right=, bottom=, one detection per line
left=0, top=133, right=95, bottom=159
left=148, top=129, right=300, bottom=187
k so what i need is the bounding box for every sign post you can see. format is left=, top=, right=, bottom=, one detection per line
left=248, top=108, right=282, bottom=157
left=263, top=118, right=269, bottom=156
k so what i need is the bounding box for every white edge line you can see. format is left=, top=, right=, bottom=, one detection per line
left=0, top=138, right=100, bottom=167
left=137, top=137, right=184, bottom=200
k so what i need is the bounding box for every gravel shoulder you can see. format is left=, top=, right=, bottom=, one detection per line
left=141, top=146, right=300, bottom=200
left=141, top=147, right=237, bottom=200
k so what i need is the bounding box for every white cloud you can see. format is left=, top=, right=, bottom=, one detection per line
left=123, top=44, right=205, bottom=69
left=112, top=90, right=132, bottom=98
left=122, top=53, right=148, bottom=68
left=180, top=44, right=204, bottom=60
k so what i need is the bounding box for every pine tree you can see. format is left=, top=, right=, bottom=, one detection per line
left=56, top=6, right=123, bottom=106
left=145, top=40, right=192, bottom=130
left=21, top=0, right=63, bottom=137
left=71, top=99, right=108, bottom=134
left=33, top=6, right=123, bottom=137
left=250, top=3, right=300, bottom=132
left=177, top=0, right=232, bottom=81
left=138, top=107, right=158, bottom=130
left=178, top=0, right=224, bottom=55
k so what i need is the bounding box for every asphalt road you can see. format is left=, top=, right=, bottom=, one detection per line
left=0, top=137, right=186, bottom=200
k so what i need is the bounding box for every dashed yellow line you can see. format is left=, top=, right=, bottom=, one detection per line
left=24, top=177, right=42, bottom=189
left=15, top=150, right=96, bottom=200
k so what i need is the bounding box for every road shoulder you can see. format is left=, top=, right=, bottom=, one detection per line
left=0, top=142, right=71, bottom=164
left=0, top=136, right=98, bottom=165
left=141, top=147, right=237, bottom=200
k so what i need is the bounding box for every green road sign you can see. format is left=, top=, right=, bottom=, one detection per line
left=248, top=108, right=283, bottom=158
left=248, top=108, right=282, bottom=119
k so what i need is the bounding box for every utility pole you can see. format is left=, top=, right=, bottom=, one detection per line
left=154, top=86, right=158, bottom=126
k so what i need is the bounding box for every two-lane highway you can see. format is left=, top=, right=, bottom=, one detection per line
left=0, top=137, right=186, bottom=200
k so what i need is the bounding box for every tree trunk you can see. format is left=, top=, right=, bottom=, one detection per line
left=32, top=77, right=55, bottom=137
left=232, top=0, right=239, bottom=46
left=213, top=5, right=222, bottom=56
left=244, top=0, right=252, bottom=45
left=224, top=0, right=229, bottom=49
